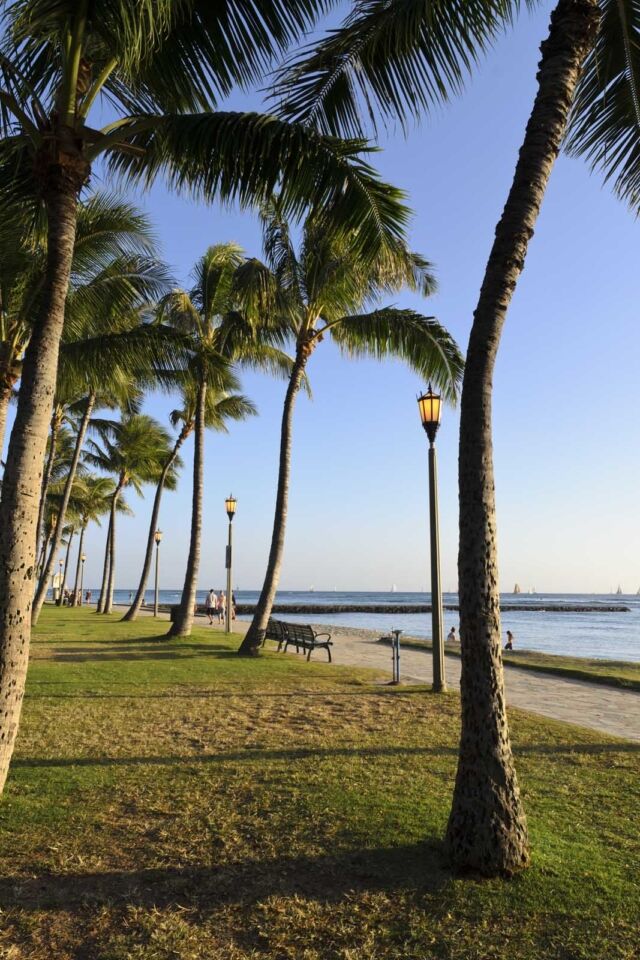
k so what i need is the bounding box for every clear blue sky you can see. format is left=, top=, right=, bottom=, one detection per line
left=11, top=1, right=640, bottom=594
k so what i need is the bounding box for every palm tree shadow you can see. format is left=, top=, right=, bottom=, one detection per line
left=0, top=841, right=451, bottom=913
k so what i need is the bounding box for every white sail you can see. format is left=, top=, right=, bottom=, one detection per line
left=513, top=583, right=521, bottom=594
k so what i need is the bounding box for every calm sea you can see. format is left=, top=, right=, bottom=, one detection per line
left=105, top=590, right=640, bottom=663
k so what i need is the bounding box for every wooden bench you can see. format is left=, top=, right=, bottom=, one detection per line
left=282, top=622, right=333, bottom=662
left=262, top=618, right=287, bottom=647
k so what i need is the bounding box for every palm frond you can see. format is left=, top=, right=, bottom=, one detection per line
left=273, top=0, right=526, bottom=138
left=566, top=0, right=640, bottom=208
left=105, top=111, right=412, bottom=260
left=329, top=307, right=464, bottom=403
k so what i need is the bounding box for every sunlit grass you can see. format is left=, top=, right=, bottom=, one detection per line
left=0, top=606, right=637, bottom=959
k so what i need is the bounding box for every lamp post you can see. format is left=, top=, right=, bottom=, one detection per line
left=80, top=553, right=86, bottom=605
left=224, top=495, right=237, bottom=633
left=418, top=385, right=446, bottom=693
left=57, top=557, right=64, bottom=606
left=154, top=529, right=163, bottom=617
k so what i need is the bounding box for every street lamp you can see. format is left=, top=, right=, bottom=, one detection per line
left=417, top=384, right=446, bottom=692
left=154, top=529, right=163, bottom=617
left=80, top=553, right=86, bottom=605
left=57, top=557, right=64, bottom=606
left=225, top=495, right=237, bottom=633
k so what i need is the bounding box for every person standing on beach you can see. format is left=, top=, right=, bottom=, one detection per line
left=231, top=592, right=237, bottom=621
left=218, top=590, right=226, bottom=625
left=447, top=626, right=457, bottom=643
left=206, top=589, right=217, bottom=626
left=504, top=630, right=514, bottom=651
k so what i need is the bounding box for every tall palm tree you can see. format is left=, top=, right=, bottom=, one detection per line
left=0, top=0, right=413, bottom=793
left=239, top=206, right=463, bottom=653
left=158, top=245, right=276, bottom=638
left=32, top=251, right=176, bottom=624
left=275, top=0, right=620, bottom=875
left=70, top=475, right=115, bottom=606
left=86, top=415, right=176, bottom=615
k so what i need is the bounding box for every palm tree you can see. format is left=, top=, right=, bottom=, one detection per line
left=158, top=245, right=275, bottom=638
left=32, top=250, right=176, bottom=624
left=86, top=415, right=176, bottom=615
left=275, top=0, right=615, bottom=875
left=70, top=475, right=115, bottom=606
left=0, top=0, right=413, bottom=793
left=239, top=205, right=463, bottom=653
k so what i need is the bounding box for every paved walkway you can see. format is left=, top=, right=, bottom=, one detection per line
left=126, top=608, right=640, bottom=742
left=330, top=630, right=640, bottom=742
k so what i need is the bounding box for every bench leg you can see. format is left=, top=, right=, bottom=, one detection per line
left=327, top=646, right=332, bottom=663
left=307, top=647, right=312, bottom=662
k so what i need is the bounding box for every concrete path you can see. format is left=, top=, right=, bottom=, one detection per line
left=311, top=625, right=640, bottom=742
left=122, top=608, right=640, bottom=742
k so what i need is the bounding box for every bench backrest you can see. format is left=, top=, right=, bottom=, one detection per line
left=285, top=622, right=315, bottom=643
left=266, top=618, right=286, bottom=640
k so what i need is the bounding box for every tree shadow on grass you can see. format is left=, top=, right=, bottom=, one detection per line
left=0, top=840, right=451, bottom=913
left=12, top=740, right=637, bottom=773
left=12, top=743, right=459, bottom=770
left=45, top=645, right=241, bottom=663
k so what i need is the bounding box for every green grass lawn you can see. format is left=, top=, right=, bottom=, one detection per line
left=378, top=635, right=640, bottom=692
left=0, top=607, right=638, bottom=959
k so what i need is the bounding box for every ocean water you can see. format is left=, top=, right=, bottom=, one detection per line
left=102, top=590, right=640, bottom=664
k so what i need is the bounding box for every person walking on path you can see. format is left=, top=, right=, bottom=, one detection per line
left=231, top=592, right=237, bottom=621
left=206, top=589, right=217, bottom=626
left=218, top=591, right=226, bottom=625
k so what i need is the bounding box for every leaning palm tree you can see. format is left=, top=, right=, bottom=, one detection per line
left=0, top=0, right=413, bottom=793
left=158, top=245, right=280, bottom=638
left=70, top=475, right=115, bottom=606
left=32, top=251, right=176, bottom=624
left=86, top=415, right=176, bottom=615
left=274, top=0, right=640, bottom=876
left=239, top=205, right=463, bottom=653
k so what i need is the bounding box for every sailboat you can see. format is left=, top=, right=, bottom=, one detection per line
left=636, top=587, right=640, bottom=596
left=513, top=583, right=521, bottom=594
left=616, top=585, right=623, bottom=595
left=391, top=584, right=397, bottom=593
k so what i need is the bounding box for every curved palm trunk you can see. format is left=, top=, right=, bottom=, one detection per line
left=62, top=526, right=75, bottom=599
left=123, top=426, right=191, bottom=622
left=72, top=524, right=86, bottom=605
left=35, top=413, right=61, bottom=566
left=97, top=512, right=113, bottom=613
left=103, top=478, right=125, bottom=615
left=32, top=394, right=95, bottom=623
left=36, top=519, right=54, bottom=582
left=239, top=348, right=309, bottom=654
left=0, top=173, right=84, bottom=795
left=445, top=0, right=600, bottom=876
left=169, top=381, right=206, bottom=638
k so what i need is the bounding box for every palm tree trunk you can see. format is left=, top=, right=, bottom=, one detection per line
left=97, top=512, right=113, bottom=614
left=62, top=526, right=75, bottom=599
left=239, top=348, right=308, bottom=654
left=72, top=524, right=86, bottom=605
left=104, top=509, right=117, bottom=614
left=123, top=426, right=190, bottom=622
left=445, top=0, right=600, bottom=877
left=36, top=524, right=53, bottom=585
left=103, top=478, right=124, bottom=615
left=35, top=412, right=61, bottom=567
left=32, top=394, right=95, bottom=623
left=0, top=171, right=85, bottom=795
left=169, top=381, right=206, bottom=637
